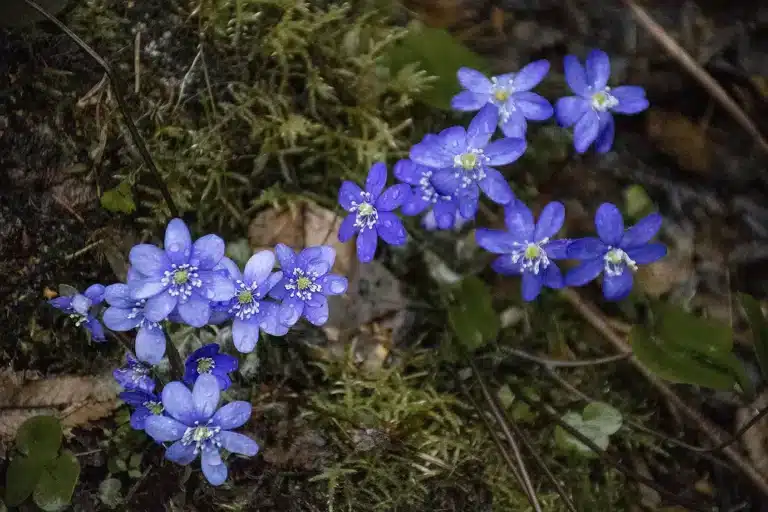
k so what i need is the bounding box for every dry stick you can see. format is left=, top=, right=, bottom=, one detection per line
left=502, top=347, right=631, bottom=368
left=621, top=0, right=768, bottom=155
left=505, top=379, right=713, bottom=512
left=560, top=288, right=768, bottom=497
left=468, top=360, right=544, bottom=512
left=23, top=0, right=180, bottom=218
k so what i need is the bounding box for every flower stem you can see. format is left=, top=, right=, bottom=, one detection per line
left=164, top=337, right=185, bottom=382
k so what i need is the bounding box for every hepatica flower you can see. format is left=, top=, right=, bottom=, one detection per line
left=410, top=104, right=525, bottom=220
left=144, top=374, right=259, bottom=486
left=113, top=353, right=155, bottom=393
left=218, top=251, right=287, bottom=353
left=270, top=244, right=348, bottom=327
left=565, top=203, right=666, bottom=300
left=128, top=218, right=235, bottom=328
left=555, top=49, right=649, bottom=153
left=120, top=389, right=164, bottom=430
left=394, top=158, right=460, bottom=230
left=103, top=283, right=167, bottom=364
left=48, top=284, right=106, bottom=342
left=476, top=201, right=570, bottom=301
left=451, top=62, right=553, bottom=138
left=183, top=343, right=239, bottom=390
left=338, top=162, right=411, bottom=263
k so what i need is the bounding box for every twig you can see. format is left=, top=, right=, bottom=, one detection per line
left=560, top=288, right=768, bottom=497
left=505, top=379, right=713, bottom=512
left=23, top=0, right=180, bottom=218
left=468, top=359, right=543, bottom=512
left=502, top=347, right=631, bottom=368
left=621, top=0, right=768, bottom=155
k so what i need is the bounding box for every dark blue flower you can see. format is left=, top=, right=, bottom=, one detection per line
left=338, top=162, right=411, bottom=263
left=128, top=218, right=236, bottom=328
left=451, top=62, right=553, bottom=138
left=183, top=343, right=239, bottom=390
left=119, top=389, right=164, bottom=430
left=476, top=201, right=570, bottom=301
left=269, top=244, right=348, bottom=327
left=409, top=104, right=525, bottom=220
left=144, top=374, right=259, bottom=486
left=422, top=209, right=468, bottom=232
left=48, top=284, right=107, bottom=342
left=393, top=158, right=461, bottom=231
left=113, top=353, right=155, bottom=393
left=555, top=49, right=649, bottom=153
left=565, top=203, right=666, bottom=300
left=103, top=283, right=167, bottom=364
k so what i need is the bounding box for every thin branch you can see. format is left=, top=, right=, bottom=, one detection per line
left=468, top=359, right=543, bottom=512
left=504, top=379, right=714, bottom=512
left=560, top=288, right=768, bottom=497
left=23, top=0, right=179, bottom=218
left=621, top=0, right=768, bottom=155
left=502, top=347, right=631, bottom=368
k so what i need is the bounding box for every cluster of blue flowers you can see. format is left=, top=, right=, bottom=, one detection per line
left=49, top=218, right=348, bottom=485
left=48, top=49, right=665, bottom=487
left=113, top=347, right=256, bottom=485
left=337, top=49, right=663, bottom=301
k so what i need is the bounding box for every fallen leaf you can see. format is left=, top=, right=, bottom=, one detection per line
left=646, top=109, right=712, bottom=175
left=0, top=372, right=119, bottom=443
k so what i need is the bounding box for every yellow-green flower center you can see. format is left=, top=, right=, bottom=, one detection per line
left=358, top=202, right=374, bottom=216
left=459, top=152, right=477, bottom=170
left=173, top=270, right=189, bottom=285
left=524, top=244, right=541, bottom=260
left=196, top=357, right=215, bottom=374
left=605, top=249, right=623, bottom=265
left=192, top=426, right=214, bottom=442
left=297, top=277, right=312, bottom=290
left=147, top=401, right=164, bottom=415
left=238, top=290, right=253, bottom=304
left=494, top=90, right=509, bottom=102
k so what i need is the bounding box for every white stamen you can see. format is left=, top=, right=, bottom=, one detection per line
left=160, top=263, right=202, bottom=302
left=603, top=248, right=637, bottom=276
left=509, top=239, right=550, bottom=275
left=285, top=267, right=321, bottom=302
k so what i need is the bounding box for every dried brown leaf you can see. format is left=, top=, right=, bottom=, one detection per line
left=646, top=109, right=712, bottom=175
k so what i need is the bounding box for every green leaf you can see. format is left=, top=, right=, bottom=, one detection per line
left=33, top=451, right=80, bottom=512
left=739, top=293, right=768, bottom=381
left=554, top=412, right=606, bottom=456
left=653, top=302, right=732, bottom=355
left=5, top=456, right=45, bottom=506
left=582, top=402, right=623, bottom=436
left=448, top=277, right=499, bottom=354
left=383, top=23, right=490, bottom=109
left=225, top=238, right=253, bottom=269
left=98, top=478, right=123, bottom=509
left=624, top=184, right=653, bottom=220
left=16, top=416, right=62, bottom=462
left=100, top=181, right=136, bottom=214
left=630, top=326, right=738, bottom=391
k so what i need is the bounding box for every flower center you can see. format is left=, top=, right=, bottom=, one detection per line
left=511, top=240, right=550, bottom=274
left=458, top=152, right=478, bottom=170
left=181, top=423, right=222, bottom=454
left=286, top=267, right=320, bottom=301
left=603, top=248, right=637, bottom=276
left=494, top=89, right=510, bottom=102
left=162, top=263, right=202, bottom=302
left=68, top=313, right=88, bottom=327
left=127, top=299, right=147, bottom=320
left=196, top=357, right=215, bottom=374
left=144, top=401, right=164, bottom=415
left=591, top=89, right=618, bottom=112
left=352, top=192, right=379, bottom=230
left=238, top=290, right=253, bottom=304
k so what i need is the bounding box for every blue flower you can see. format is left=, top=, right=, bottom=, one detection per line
left=48, top=284, right=107, bottom=342
left=119, top=389, right=164, bottom=431
left=207, top=257, right=240, bottom=326
left=113, top=353, right=155, bottom=393
left=269, top=244, right=348, bottom=327
left=217, top=252, right=287, bottom=353
left=393, top=158, right=461, bottom=231
left=183, top=343, right=239, bottom=390
left=128, top=218, right=236, bottom=328
left=555, top=49, right=649, bottom=153
left=144, top=374, right=259, bottom=486
left=451, top=62, right=553, bottom=138
left=103, top=283, right=167, bottom=364
left=476, top=201, right=570, bottom=301
left=409, top=104, right=525, bottom=219
left=338, top=162, right=411, bottom=263
left=422, top=209, right=468, bottom=232
left=565, top=203, right=666, bottom=300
